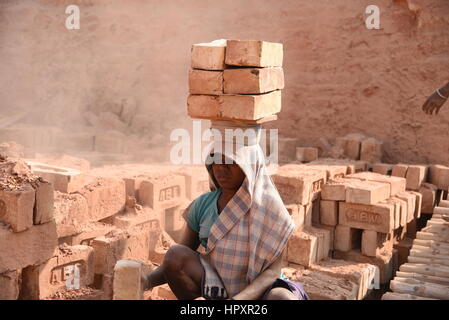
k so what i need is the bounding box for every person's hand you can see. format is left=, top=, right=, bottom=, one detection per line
left=422, top=91, right=447, bottom=115
left=141, top=273, right=152, bottom=291
left=194, top=296, right=206, bottom=300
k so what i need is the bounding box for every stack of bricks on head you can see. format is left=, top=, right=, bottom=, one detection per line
left=188, top=39, right=284, bottom=123
left=270, top=135, right=449, bottom=299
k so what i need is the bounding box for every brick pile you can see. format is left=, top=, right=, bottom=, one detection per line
left=187, top=39, right=284, bottom=123
left=277, top=133, right=383, bottom=165
left=0, top=155, right=57, bottom=300
left=0, top=151, right=214, bottom=299
left=382, top=213, right=449, bottom=300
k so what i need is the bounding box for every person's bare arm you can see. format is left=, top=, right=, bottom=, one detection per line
left=231, top=253, right=283, bottom=300
left=142, top=225, right=200, bottom=290
left=422, top=81, right=449, bottom=115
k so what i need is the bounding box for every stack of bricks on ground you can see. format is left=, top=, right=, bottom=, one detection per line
left=0, top=153, right=211, bottom=300
left=381, top=210, right=449, bottom=300
left=2, top=144, right=449, bottom=299
left=272, top=155, right=449, bottom=299
left=187, top=39, right=284, bottom=122
left=281, top=133, right=383, bottom=164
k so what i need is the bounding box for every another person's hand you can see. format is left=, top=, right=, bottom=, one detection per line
left=423, top=84, right=449, bottom=115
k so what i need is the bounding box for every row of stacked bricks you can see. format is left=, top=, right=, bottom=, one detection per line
left=272, top=158, right=382, bottom=299
left=188, top=39, right=284, bottom=121
left=0, top=154, right=211, bottom=300
left=382, top=208, right=449, bottom=300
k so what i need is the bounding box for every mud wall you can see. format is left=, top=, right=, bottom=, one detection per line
left=0, top=0, right=448, bottom=164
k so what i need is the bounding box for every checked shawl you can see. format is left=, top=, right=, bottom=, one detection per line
left=199, top=140, right=295, bottom=299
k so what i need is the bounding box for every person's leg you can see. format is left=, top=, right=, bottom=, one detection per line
left=264, top=287, right=299, bottom=300
left=161, top=244, right=204, bottom=300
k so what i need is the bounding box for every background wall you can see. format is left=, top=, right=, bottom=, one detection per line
left=0, top=0, right=448, bottom=164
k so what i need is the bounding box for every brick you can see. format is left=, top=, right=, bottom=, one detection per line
left=405, top=165, right=428, bottom=191
left=53, top=192, right=89, bottom=238
left=429, top=165, right=449, bottom=190
left=191, top=39, right=226, bottom=71
left=346, top=172, right=406, bottom=196
left=310, top=259, right=378, bottom=300
left=113, top=260, right=143, bottom=300
left=287, top=231, right=317, bottom=267
left=320, top=200, right=338, bottom=226
left=0, top=270, right=20, bottom=300
left=0, top=185, right=35, bottom=232
left=307, top=164, right=347, bottom=180
left=225, top=40, right=283, bottom=67
left=419, top=183, right=437, bottom=214
left=20, top=245, right=95, bottom=299
left=148, top=231, right=176, bottom=265
left=70, top=222, right=117, bottom=246
left=339, top=202, right=395, bottom=233
left=334, top=225, right=360, bottom=252
left=345, top=180, right=390, bottom=205
left=361, top=230, right=392, bottom=257
left=123, top=177, right=145, bottom=199
left=318, top=224, right=336, bottom=251
left=272, top=164, right=327, bottom=205
left=392, top=164, right=408, bottom=178
left=187, top=90, right=282, bottom=121
left=223, top=67, right=284, bottom=94
left=92, top=220, right=161, bottom=275
left=304, top=203, right=313, bottom=226
left=321, top=178, right=360, bottom=201
left=335, top=134, right=364, bottom=160
left=284, top=268, right=358, bottom=300
left=77, top=177, right=126, bottom=222
left=372, top=163, right=393, bottom=175
left=296, top=147, right=319, bottom=162
left=409, top=191, right=422, bottom=219
left=360, top=138, right=382, bottom=163
left=178, top=166, right=210, bottom=201
left=188, top=69, right=223, bottom=95
left=0, top=221, right=57, bottom=273
left=307, top=226, right=331, bottom=261
left=139, top=174, right=185, bottom=210
left=385, top=197, right=405, bottom=228
left=28, top=161, right=88, bottom=193
left=33, top=180, right=54, bottom=225
left=334, top=250, right=394, bottom=284
left=396, top=192, right=416, bottom=223
left=312, top=198, right=320, bottom=224
left=163, top=203, right=188, bottom=242
left=285, top=204, right=305, bottom=232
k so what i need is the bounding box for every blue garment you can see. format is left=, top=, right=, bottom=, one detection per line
left=185, top=188, right=286, bottom=279
left=185, top=189, right=222, bottom=249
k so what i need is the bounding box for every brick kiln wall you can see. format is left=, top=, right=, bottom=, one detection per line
left=0, top=0, right=448, bottom=163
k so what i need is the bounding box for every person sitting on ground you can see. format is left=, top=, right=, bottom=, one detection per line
left=142, top=139, right=309, bottom=300
left=422, top=81, right=449, bottom=115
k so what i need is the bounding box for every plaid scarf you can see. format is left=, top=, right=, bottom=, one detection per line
left=198, top=138, right=295, bottom=299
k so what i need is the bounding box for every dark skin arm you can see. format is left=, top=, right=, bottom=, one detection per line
left=142, top=225, right=200, bottom=290
left=231, top=253, right=283, bottom=300
left=422, top=81, right=449, bottom=115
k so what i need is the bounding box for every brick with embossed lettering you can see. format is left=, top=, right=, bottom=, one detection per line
left=272, top=164, right=327, bottom=205
left=139, top=174, right=186, bottom=210
left=339, top=202, right=395, bottom=233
